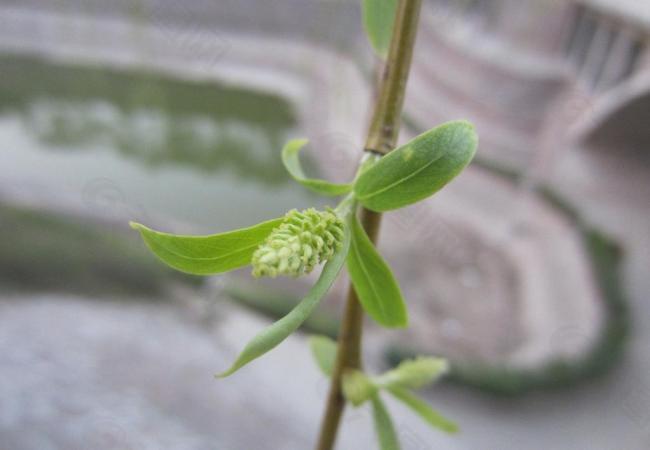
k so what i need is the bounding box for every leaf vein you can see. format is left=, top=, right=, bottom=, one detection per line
left=357, top=151, right=445, bottom=201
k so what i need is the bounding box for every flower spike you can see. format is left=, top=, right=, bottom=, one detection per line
left=252, top=208, right=345, bottom=278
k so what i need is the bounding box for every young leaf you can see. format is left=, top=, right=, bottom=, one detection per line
left=347, top=213, right=408, bottom=328
left=362, top=0, right=398, bottom=59
left=282, top=139, right=353, bottom=196
left=130, top=218, right=283, bottom=275
left=353, top=121, right=478, bottom=211
left=343, top=370, right=378, bottom=407
left=375, top=357, right=449, bottom=390
left=217, top=225, right=351, bottom=377
left=387, top=387, right=458, bottom=434
left=309, top=335, right=337, bottom=376
left=371, top=395, right=401, bottom=450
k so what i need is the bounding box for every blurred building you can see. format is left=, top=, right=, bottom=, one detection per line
left=409, top=0, right=650, bottom=167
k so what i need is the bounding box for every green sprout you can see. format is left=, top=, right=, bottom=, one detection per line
left=131, top=121, right=477, bottom=448
left=131, top=2, right=478, bottom=449
left=310, top=335, right=459, bottom=445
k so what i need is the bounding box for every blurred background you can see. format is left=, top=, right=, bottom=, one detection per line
left=0, top=0, right=648, bottom=449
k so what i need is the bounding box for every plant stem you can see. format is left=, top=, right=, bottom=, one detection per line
left=314, top=1, right=422, bottom=449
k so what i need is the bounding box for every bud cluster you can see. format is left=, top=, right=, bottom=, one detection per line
left=251, top=208, right=345, bottom=278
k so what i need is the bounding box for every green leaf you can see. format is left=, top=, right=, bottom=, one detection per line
left=375, top=357, right=449, bottom=390
left=371, top=395, right=401, bottom=450
left=217, top=225, right=351, bottom=377
left=282, top=139, right=353, bottom=196
left=362, top=0, right=399, bottom=59
left=130, top=218, right=283, bottom=275
left=387, top=387, right=458, bottom=434
left=309, top=335, right=337, bottom=376
left=347, top=213, right=408, bottom=328
left=353, top=121, right=478, bottom=212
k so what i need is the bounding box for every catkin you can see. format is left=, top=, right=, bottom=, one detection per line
left=252, top=208, right=345, bottom=278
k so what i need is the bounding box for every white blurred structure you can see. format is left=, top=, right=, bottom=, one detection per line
left=409, top=0, right=650, bottom=167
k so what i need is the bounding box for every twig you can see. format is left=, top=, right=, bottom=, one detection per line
left=314, top=1, right=422, bottom=448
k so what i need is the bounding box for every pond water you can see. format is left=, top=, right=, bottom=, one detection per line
left=0, top=54, right=324, bottom=294
left=0, top=54, right=321, bottom=233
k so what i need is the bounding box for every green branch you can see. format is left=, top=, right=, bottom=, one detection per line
left=314, top=1, right=423, bottom=449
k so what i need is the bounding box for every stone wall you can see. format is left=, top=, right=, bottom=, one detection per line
left=0, top=0, right=361, bottom=51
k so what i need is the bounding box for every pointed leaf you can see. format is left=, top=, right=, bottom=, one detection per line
left=363, top=0, right=399, bottom=59
left=309, top=335, right=337, bottom=376
left=371, top=395, right=401, bottom=450
left=375, top=357, right=449, bottom=390
left=282, top=139, right=352, bottom=196
left=130, top=218, right=283, bottom=275
left=387, top=387, right=458, bottom=434
left=217, top=225, right=350, bottom=377
left=354, top=121, right=478, bottom=211
left=347, top=213, right=408, bottom=327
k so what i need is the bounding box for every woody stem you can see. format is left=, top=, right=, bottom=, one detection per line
left=314, top=1, right=422, bottom=449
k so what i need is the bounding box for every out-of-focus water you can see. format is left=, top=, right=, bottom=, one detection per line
left=0, top=53, right=328, bottom=294
left=0, top=54, right=318, bottom=233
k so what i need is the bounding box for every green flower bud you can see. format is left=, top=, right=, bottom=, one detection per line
left=342, top=369, right=377, bottom=407
left=375, top=356, right=449, bottom=390
left=251, top=208, right=345, bottom=278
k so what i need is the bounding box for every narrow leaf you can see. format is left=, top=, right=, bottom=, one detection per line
left=282, top=139, right=352, bottom=196
left=354, top=120, right=478, bottom=212
left=309, top=335, right=337, bottom=376
left=375, top=357, right=449, bottom=390
left=371, top=395, right=401, bottom=450
left=363, top=0, right=399, bottom=59
left=130, top=218, right=283, bottom=275
left=217, top=226, right=351, bottom=377
left=347, top=213, right=408, bottom=327
left=387, top=387, right=458, bottom=434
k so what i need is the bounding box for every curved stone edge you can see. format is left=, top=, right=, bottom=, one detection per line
left=382, top=181, right=630, bottom=396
